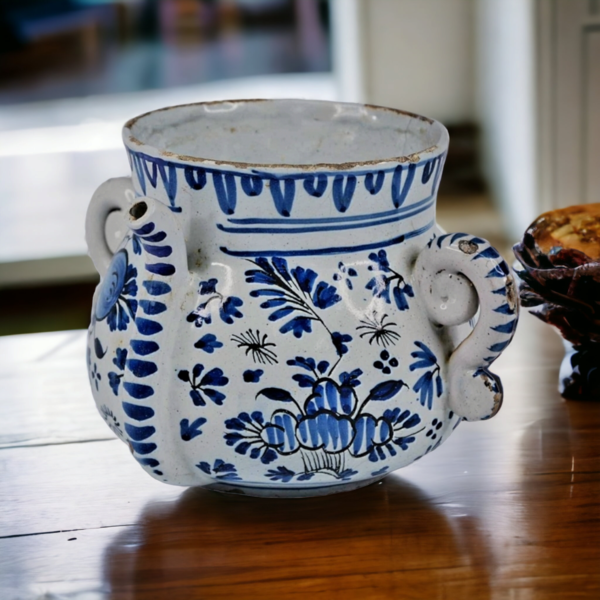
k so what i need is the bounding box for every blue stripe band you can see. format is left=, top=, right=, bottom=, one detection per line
left=217, top=198, right=435, bottom=235
left=220, top=220, right=435, bottom=258
left=226, top=194, right=434, bottom=226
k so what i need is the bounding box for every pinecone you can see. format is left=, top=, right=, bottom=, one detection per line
left=513, top=204, right=600, bottom=346
left=513, top=204, right=600, bottom=400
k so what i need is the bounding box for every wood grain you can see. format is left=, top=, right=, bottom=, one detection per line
left=0, top=314, right=598, bottom=599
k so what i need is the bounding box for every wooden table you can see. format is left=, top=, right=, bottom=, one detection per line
left=1, top=313, right=598, bottom=599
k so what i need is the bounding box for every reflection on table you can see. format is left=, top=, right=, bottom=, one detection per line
left=0, top=313, right=598, bottom=598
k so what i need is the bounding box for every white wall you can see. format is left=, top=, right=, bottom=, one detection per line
left=332, top=0, right=538, bottom=239
left=357, top=0, right=476, bottom=124
left=475, top=0, right=537, bottom=238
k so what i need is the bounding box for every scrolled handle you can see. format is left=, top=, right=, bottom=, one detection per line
left=414, top=233, right=519, bottom=421
left=85, top=177, right=136, bottom=276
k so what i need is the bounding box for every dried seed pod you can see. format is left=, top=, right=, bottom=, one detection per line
left=513, top=204, right=600, bottom=400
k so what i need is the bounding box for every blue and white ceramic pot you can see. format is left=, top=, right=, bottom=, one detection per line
left=85, top=100, right=518, bottom=497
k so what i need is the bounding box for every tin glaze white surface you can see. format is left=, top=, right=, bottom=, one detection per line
left=85, top=100, right=518, bottom=496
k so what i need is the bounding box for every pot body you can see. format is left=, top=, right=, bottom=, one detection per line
left=86, top=100, right=518, bottom=495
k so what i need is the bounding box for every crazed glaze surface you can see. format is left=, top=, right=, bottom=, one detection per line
left=85, top=99, right=518, bottom=496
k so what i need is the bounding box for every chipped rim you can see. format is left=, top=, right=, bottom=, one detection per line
left=122, top=98, right=449, bottom=171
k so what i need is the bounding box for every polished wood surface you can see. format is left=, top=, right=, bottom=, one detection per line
left=1, top=313, right=598, bottom=599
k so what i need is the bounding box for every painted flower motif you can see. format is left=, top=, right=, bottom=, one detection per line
left=178, top=363, right=229, bottom=406
left=198, top=278, right=218, bottom=295
left=265, top=465, right=300, bottom=483
left=95, top=250, right=138, bottom=331
left=224, top=411, right=278, bottom=464
left=356, top=312, right=401, bottom=347
left=245, top=257, right=341, bottom=339
left=409, top=341, right=443, bottom=409
left=194, top=333, right=223, bottom=354
left=231, top=329, right=278, bottom=364
left=90, top=362, right=101, bottom=390
left=332, top=332, right=352, bottom=356
left=108, top=347, right=128, bottom=395
left=243, top=369, right=264, bottom=383
left=265, top=464, right=357, bottom=483
left=287, top=356, right=331, bottom=388
left=187, top=278, right=244, bottom=328
left=366, top=249, right=414, bottom=311
left=333, top=261, right=358, bottom=290
left=196, top=458, right=241, bottom=481
left=180, top=417, right=207, bottom=441
left=373, top=349, right=399, bottom=375
left=224, top=365, right=420, bottom=476
left=219, top=296, right=244, bottom=324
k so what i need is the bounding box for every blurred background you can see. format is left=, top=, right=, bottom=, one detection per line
left=0, top=0, right=598, bottom=335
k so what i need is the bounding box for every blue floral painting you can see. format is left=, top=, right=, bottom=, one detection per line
left=366, top=249, right=414, bottom=311
left=95, top=250, right=138, bottom=331
left=224, top=354, right=424, bottom=480
left=178, top=363, right=229, bottom=406
left=409, top=341, right=443, bottom=409
left=245, top=257, right=341, bottom=339
left=187, top=277, right=244, bottom=327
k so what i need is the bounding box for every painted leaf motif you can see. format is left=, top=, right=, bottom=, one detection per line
left=203, top=388, right=226, bottom=405
left=197, top=461, right=211, bottom=475
left=312, top=281, right=341, bottom=309
left=287, top=356, right=317, bottom=372
left=198, top=277, right=219, bottom=296
left=279, top=316, right=313, bottom=338
left=332, top=332, right=352, bottom=356
left=108, top=372, right=121, bottom=395
left=194, top=333, right=223, bottom=353
left=260, top=298, right=288, bottom=309
left=257, top=388, right=296, bottom=403
left=435, top=373, right=443, bottom=397
left=245, top=257, right=341, bottom=339
left=367, top=380, right=407, bottom=401
left=414, top=371, right=434, bottom=409
left=266, top=466, right=295, bottom=483
left=219, top=296, right=244, bottom=324
left=180, top=417, right=207, bottom=441
left=393, top=435, right=417, bottom=451
left=212, top=459, right=241, bottom=480
left=291, top=266, right=318, bottom=294
left=271, top=256, right=292, bottom=281
left=409, top=359, right=434, bottom=371
left=94, top=338, right=107, bottom=359
left=190, top=389, right=205, bottom=406
left=411, top=341, right=437, bottom=364
left=268, top=306, right=296, bottom=321
left=200, top=367, right=228, bottom=387
left=113, top=347, right=128, bottom=370
left=292, top=373, right=315, bottom=388
left=317, top=360, right=330, bottom=374
left=402, top=414, right=422, bottom=429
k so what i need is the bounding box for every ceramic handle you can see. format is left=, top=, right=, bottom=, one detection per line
left=85, top=177, right=137, bottom=277
left=414, top=233, right=519, bottom=421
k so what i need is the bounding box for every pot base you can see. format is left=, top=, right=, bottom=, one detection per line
left=204, top=475, right=387, bottom=498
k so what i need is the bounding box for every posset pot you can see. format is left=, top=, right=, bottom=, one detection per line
left=85, top=99, right=518, bottom=496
